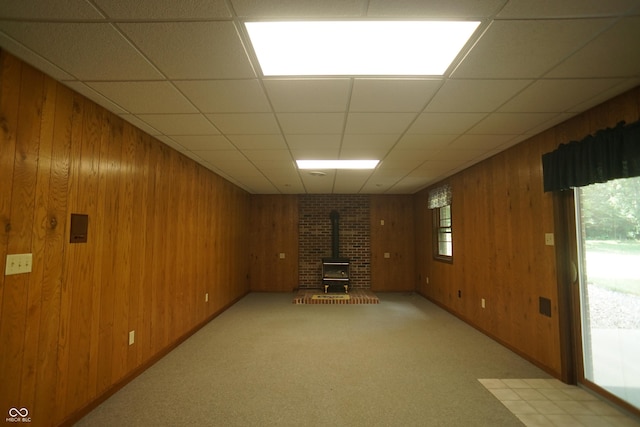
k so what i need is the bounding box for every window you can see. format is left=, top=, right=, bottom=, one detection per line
left=428, top=184, right=452, bottom=261
left=433, top=204, right=452, bottom=260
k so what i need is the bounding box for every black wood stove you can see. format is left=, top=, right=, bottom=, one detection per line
left=322, top=210, right=350, bottom=293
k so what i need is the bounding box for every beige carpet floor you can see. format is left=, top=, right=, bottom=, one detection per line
left=76, top=293, right=556, bottom=426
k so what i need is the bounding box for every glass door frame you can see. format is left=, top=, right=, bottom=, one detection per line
left=554, top=189, right=640, bottom=418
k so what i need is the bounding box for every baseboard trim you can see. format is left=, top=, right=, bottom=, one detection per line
left=415, top=290, right=561, bottom=380
left=59, top=290, right=249, bottom=427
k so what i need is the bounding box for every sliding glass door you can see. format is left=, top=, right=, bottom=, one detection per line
left=574, top=177, right=640, bottom=410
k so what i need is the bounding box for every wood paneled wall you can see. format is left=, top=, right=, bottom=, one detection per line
left=249, top=194, right=416, bottom=292
left=414, top=86, right=640, bottom=378
left=249, top=195, right=298, bottom=292
left=370, top=195, right=415, bottom=291
left=0, top=52, right=251, bottom=426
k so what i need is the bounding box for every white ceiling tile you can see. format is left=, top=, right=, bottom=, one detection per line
left=278, top=113, right=345, bottom=134
left=231, top=0, right=364, bottom=18
left=425, top=79, right=533, bottom=112
left=118, top=21, right=255, bottom=79
left=286, top=134, right=342, bottom=151
left=341, top=134, right=398, bottom=154
left=258, top=165, right=300, bottom=178
left=227, top=134, right=287, bottom=149
left=94, top=0, right=232, bottom=19
left=333, top=170, right=371, bottom=193
left=197, top=150, right=249, bottom=169
left=360, top=173, right=403, bottom=193
left=3, top=1, right=637, bottom=195
left=468, top=112, right=560, bottom=134
left=154, top=136, right=187, bottom=152
left=569, top=78, right=640, bottom=112
left=172, top=135, right=234, bottom=151
left=299, top=170, right=337, bottom=193
left=207, top=113, right=280, bottom=134
left=498, top=79, right=627, bottom=113
left=264, top=79, right=351, bottom=112
left=63, top=81, right=128, bottom=114
left=87, top=81, right=197, bottom=114
left=339, top=148, right=388, bottom=159
left=430, top=149, right=487, bottom=162
left=408, top=113, right=487, bottom=134
left=181, top=150, right=207, bottom=163
left=521, top=113, right=575, bottom=137
left=448, top=134, right=517, bottom=150
left=345, top=113, right=416, bottom=134
left=137, top=114, right=220, bottom=135
left=350, top=79, right=442, bottom=112
left=453, top=19, right=614, bottom=78
left=545, top=16, right=640, bottom=78
left=497, top=0, right=640, bottom=18
left=0, top=0, right=104, bottom=19
left=394, top=134, right=456, bottom=150
left=273, top=182, right=305, bottom=194
left=411, top=160, right=463, bottom=176
left=243, top=150, right=294, bottom=166
left=367, top=0, right=505, bottom=18
left=291, top=147, right=340, bottom=159
left=0, top=34, right=76, bottom=81
left=175, top=80, right=271, bottom=113
left=380, top=150, right=431, bottom=169
left=119, top=114, right=162, bottom=136
left=0, top=22, right=164, bottom=80
left=389, top=177, right=433, bottom=194
left=243, top=181, right=279, bottom=194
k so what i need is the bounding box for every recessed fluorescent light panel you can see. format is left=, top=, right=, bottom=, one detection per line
left=296, top=160, right=379, bottom=170
left=245, top=21, right=480, bottom=76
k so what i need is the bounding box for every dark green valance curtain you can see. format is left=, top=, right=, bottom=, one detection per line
left=542, top=119, right=640, bottom=192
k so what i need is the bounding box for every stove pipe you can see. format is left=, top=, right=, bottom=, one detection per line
left=330, top=210, right=340, bottom=258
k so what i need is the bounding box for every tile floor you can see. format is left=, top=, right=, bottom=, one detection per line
left=479, top=378, right=640, bottom=426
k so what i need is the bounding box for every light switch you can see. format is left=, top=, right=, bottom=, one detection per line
left=279, top=252, right=286, bottom=259
left=5, top=253, right=33, bottom=276
left=384, top=252, right=390, bottom=258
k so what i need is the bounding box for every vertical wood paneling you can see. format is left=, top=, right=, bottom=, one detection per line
left=128, top=131, right=150, bottom=371
left=34, top=83, right=73, bottom=421
left=0, top=52, right=251, bottom=426
left=1, top=61, right=43, bottom=412
left=249, top=195, right=299, bottom=292
left=415, top=86, right=640, bottom=378
left=20, top=68, right=56, bottom=412
left=0, top=53, right=19, bottom=410
left=65, top=98, right=98, bottom=415
left=370, top=195, right=415, bottom=292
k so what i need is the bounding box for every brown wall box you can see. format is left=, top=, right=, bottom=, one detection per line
left=70, top=213, right=89, bottom=243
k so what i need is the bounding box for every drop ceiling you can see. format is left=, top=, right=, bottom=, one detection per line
left=1, top=0, right=640, bottom=194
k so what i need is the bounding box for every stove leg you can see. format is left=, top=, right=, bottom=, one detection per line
left=344, top=284, right=348, bottom=294
left=324, top=284, right=328, bottom=294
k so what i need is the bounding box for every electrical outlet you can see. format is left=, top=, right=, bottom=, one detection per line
left=384, top=252, right=390, bottom=258
left=545, top=233, right=555, bottom=246
left=5, top=253, right=33, bottom=275
left=128, top=330, right=135, bottom=345
left=279, top=252, right=286, bottom=259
